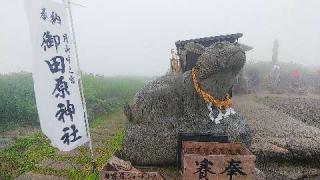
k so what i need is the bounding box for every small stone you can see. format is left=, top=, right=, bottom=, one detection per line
left=270, top=144, right=289, bottom=154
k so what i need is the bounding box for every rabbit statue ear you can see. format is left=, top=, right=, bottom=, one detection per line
left=184, top=42, right=205, bottom=55
left=237, top=43, right=253, bottom=52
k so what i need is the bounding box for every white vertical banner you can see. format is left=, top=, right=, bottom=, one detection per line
left=25, top=0, right=89, bottom=151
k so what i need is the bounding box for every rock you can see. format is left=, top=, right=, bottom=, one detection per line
left=107, top=156, right=133, bottom=171
left=122, top=42, right=252, bottom=165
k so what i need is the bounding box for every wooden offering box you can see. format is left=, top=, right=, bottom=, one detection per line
left=182, top=142, right=256, bottom=180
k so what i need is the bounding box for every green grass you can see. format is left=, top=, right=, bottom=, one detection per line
left=0, top=72, right=145, bottom=132
left=0, top=133, right=56, bottom=179
left=0, top=72, right=38, bottom=132
left=82, top=74, right=146, bottom=120
left=0, top=113, right=126, bottom=179
left=0, top=72, right=145, bottom=179
left=89, top=108, right=121, bottom=129
left=95, top=130, right=124, bottom=170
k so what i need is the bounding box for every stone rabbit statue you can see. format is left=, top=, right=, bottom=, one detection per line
left=122, top=42, right=252, bottom=165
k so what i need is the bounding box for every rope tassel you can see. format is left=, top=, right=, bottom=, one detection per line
left=192, top=68, right=235, bottom=123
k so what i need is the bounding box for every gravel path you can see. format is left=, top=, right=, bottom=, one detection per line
left=258, top=95, right=320, bottom=129
left=233, top=94, right=320, bottom=179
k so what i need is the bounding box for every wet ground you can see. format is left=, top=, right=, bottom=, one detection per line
left=0, top=126, right=38, bottom=151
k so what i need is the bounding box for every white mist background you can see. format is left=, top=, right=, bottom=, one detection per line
left=0, top=0, right=320, bottom=76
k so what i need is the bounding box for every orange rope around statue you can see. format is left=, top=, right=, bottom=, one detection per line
left=192, top=67, right=232, bottom=111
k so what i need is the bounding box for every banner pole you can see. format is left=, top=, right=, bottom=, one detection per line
left=64, top=0, right=96, bottom=173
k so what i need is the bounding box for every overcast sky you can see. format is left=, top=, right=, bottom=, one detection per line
left=1, top=0, right=320, bottom=76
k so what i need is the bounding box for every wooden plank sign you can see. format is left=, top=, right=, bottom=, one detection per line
left=100, top=171, right=165, bottom=180
left=100, top=156, right=165, bottom=180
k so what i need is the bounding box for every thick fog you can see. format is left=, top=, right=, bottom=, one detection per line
left=0, top=0, right=320, bottom=76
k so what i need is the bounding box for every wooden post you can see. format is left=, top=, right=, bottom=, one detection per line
left=63, top=0, right=96, bottom=173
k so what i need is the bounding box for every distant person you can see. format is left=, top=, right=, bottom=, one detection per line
left=248, top=70, right=260, bottom=91
left=291, top=69, right=301, bottom=88
left=270, top=63, right=281, bottom=89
